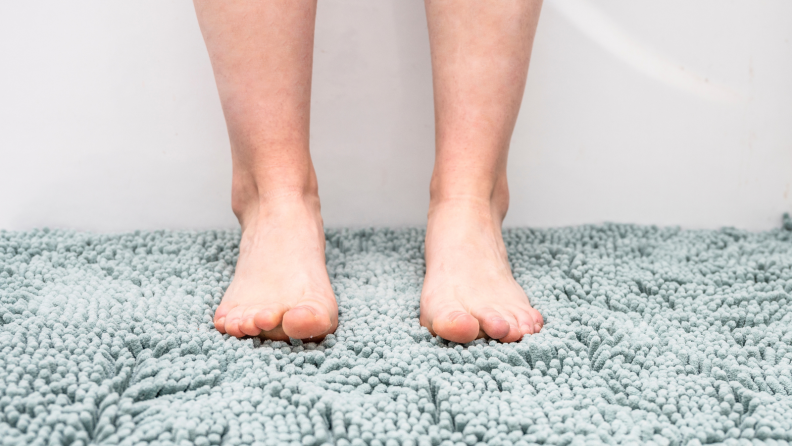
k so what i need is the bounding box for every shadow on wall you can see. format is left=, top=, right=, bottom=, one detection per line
left=548, top=0, right=744, bottom=104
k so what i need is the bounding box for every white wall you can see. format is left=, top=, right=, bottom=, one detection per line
left=1, top=0, right=790, bottom=233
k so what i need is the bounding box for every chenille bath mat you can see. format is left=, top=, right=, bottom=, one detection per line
left=2, top=217, right=792, bottom=446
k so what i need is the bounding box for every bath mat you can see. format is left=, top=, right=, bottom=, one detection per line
left=2, top=217, right=792, bottom=446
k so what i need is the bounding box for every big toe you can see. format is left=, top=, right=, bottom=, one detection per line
left=428, top=309, right=480, bottom=344
left=282, top=301, right=335, bottom=340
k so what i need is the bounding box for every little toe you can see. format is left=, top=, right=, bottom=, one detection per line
left=282, top=301, right=334, bottom=340
left=214, top=301, right=237, bottom=321
left=430, top=309, right=480, bottom=344
left=214, top=317, right=227, bottom=334
left=529, top=307, right=544, bottom=333
left=471, top=307, right=511, bottom=340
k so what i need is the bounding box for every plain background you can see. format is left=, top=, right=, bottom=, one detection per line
left=1, top=0, right=790, bottom=233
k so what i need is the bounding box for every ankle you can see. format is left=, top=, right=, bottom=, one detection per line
left=427, top=199, right=503, bottom=235
left=232, top=180, right=321, bottom=232
left=428, top=176, right=510, bottom=223
left=231, top=154, right=320, bottom=218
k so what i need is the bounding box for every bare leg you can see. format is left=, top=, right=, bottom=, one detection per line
left=420, top=0, right=544, bottom=343
left=194, top=0, right=337, bottom=340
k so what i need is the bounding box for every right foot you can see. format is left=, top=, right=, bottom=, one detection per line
left=214, top=191, right=338, bottom=341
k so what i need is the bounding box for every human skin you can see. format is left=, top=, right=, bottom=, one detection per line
left=420, top=0, right=544, bottom=343
left=194, top=0, right=544, bottom=343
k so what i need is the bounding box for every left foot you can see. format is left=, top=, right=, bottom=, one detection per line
left=420, top=197, right=543, bottom=343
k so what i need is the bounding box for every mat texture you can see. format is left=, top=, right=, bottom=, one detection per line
left=2, top=218, right=792, bottom=446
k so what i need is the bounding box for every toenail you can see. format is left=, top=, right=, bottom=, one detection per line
left=448, top=312, right=469, bottom=322
left=294, top=305, right=318, bottom=317
left=535, top=323, right=542, bottom=332
left=215, top=317, right=225, bottom=326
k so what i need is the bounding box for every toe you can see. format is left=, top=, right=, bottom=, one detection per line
left=253, top=303, right=289, bottom=332
left=224, top=318, right=243, bottom=337
left=422, top=299, right=480, bottom=344
left=214, top=300, right=237, bottom=322
left=238, top=306, right=269, bottom=336
left=529, top=307, right=544, bottom=333
left=282, top=300, right=335, bottom=340
left=223, top=306, right=248, bottom=338
left=239, top=318, right=261, bottom=337
left=259, top=326, right=290, bottom=342
left=431, top=310, right=480, bottom=344
left=499, top=323, right=524, bottom=343
left=515, top=310, right=536, bottom=336
left=214, top=317, right=227, bottom=334
left=492, top=311, right=522, bottom=343
left=213, top=301, right=238, bottom=334
left=470, top=307, right=511, bottom=340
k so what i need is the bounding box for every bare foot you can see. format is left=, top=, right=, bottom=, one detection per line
left=420, top=198, right=543, bottom=343
left=214, top=192, right=337, bottom=341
